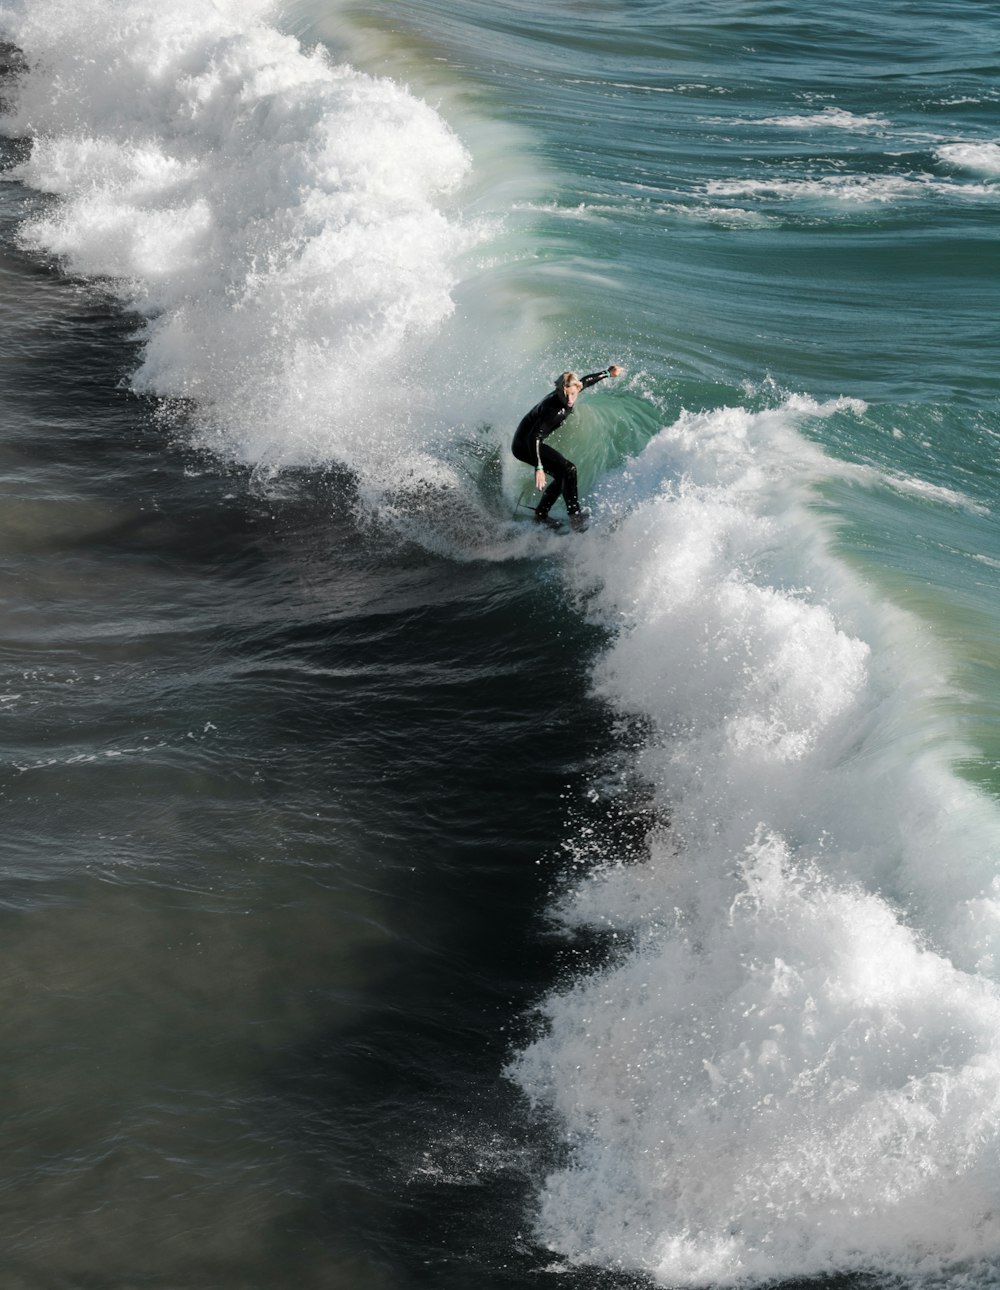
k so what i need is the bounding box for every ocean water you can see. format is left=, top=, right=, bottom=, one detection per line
left=0, top=0, right=998, bottom=1286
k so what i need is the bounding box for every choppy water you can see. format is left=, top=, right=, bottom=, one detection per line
left=0, top=0, right=998, bottom=1286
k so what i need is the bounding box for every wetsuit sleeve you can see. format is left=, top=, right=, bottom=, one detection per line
left=581, top=370, right=611, bottom=389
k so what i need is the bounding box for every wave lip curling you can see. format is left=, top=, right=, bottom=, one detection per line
left=513, top=397, right=1000, bottom=1287
left=0, top=0, right=480, bottom=470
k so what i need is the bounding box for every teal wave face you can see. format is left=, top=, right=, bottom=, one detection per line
left=290, top=0, right=997, bottom=402
left=297, top=0, right=1000, bottom=768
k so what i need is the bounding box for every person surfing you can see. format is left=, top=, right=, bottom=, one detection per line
left=511, top=365, right=623, bottom=530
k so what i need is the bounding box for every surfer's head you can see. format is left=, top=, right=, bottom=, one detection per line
left=557, top=371, right=583, bottom=406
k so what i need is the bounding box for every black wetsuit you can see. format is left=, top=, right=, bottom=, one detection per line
left=511, top=370, right=611, bottom=518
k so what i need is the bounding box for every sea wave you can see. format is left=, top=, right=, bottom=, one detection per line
left=705, top=172, right=995, bottom=204
left=0, top=0, right=495, bottom=483
left=936, top=141, right=1000, bottom=176
left=511, top=395, right=1000, bottom=1285
left=756, top=107, right=890, bottom=132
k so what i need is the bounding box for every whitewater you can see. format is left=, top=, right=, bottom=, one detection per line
left=2, top=0, right=999, bottom=1285
left=515, top=395, right=1000, bottom=1283
left=0, top=0, right=525, bottom=488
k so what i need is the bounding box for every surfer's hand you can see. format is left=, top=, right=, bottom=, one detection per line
left=535, top=468, right=546, bottom=490
left=609, top=364, right=623, bottom=377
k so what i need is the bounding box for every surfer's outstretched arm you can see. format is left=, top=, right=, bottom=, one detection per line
left=579, top=364, right=623, bottom=391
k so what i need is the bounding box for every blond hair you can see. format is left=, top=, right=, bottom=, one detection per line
left=556, top=370, right=583, bottom=393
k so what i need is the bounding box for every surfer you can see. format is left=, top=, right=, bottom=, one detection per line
left=512, top=365, right=623, bottom=530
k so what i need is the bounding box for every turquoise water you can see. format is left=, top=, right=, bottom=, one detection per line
left=1, top=0, right=999, bottom=1285
left=332, top=0, right=1000, bottom=779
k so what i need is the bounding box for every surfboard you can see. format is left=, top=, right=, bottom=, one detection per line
left=513, top=500, right=591, bottom=532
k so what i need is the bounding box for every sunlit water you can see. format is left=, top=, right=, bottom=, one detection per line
left=0, top=0, right=998, bottom=1286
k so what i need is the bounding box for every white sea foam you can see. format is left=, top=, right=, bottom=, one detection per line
left=879, top=469, right=990, bottom=515
left=666, top=203, right=777, bottom=228
left=936, top=142, right=1000, bottom=176
left=757, top=107, right=889, bottom=131
left=511, top=396, right=1000, bottom=1285
left=7, top=3, right=1000, bottom=1282
left=706, top=173, right=994, bottom=204
left=0, top=0, right=538, bottom=497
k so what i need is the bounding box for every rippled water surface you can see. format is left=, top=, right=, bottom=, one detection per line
left=1, top=0, right=999, bottom=1286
